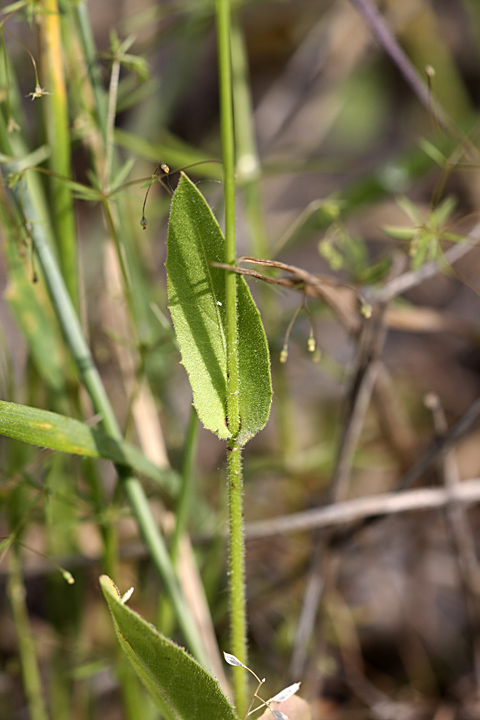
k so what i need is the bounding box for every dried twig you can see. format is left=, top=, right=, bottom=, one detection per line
left=245, top=478, right=480, bottom=540
left=212, top=256, right=365, bottom=332
left=322, top=393, right=480, bottom=554
left=213, top=220, right=480, bottom=334
left=330, top=306, right=388, bottom=502
left=348, top=0, right=449, bottom=129
left=373, top=364, right=417, bottom=470
left=426, top=394, right=480, bottom=692
left=290, top=301, right=388, bottom=681
left=375, top=224, right=480, bottom=303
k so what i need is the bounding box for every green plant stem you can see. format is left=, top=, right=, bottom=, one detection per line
left=216, top=0, right=248, bottom=714
left=72, top=0, right=108, bottom=141
left=120, top=468, right=209, bottom=660
left=170, top=406, right=199, bottom=561
left=156, top=407, right=198, bottom=636
left=227, top=442, right=247, bottom=711
left=104, top=55, right=121, bottom=190
left=8, top=549, right=50, bottom=720
left=101, top=199, right=135, bottom=324
left=10, top=177, right=208, bottom=667
left=71, top=6, right=155, bottom=354
left=230, top=13, right=267, bottom=259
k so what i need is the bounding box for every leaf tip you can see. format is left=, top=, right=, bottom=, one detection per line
left=99, top=574, right=122, bottom=599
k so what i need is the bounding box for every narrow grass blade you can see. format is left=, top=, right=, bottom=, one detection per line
left=0, top=401, right=178, bottom=496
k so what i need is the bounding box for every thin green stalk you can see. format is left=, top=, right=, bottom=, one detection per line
left=120, top=468, right=208, bottom=663
left=84, top=457, right=118, bottom=577
left=226, top=443, right=247, bottom=713
left=9, top=175, right=208, bottom=667
left=101, top=199, right=135, bottom=323
left=69, top=6, right=157, bottom=351
left=157, top=407, right=198, bottom=635
left=216, top=0, right=248, bottom=714
left=104, top=55, right=121, bottom=190
left=71, top=0, right=108, bottom=141
left=170, top=406, right=199, bottom=561
left=8, top=549, right=50, bottom=720
left=230, top=15, right=298, bottom=473
left=230, top=12, right=267, bottom=259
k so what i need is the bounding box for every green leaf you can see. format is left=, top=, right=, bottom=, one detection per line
left=443, top=232, right=465, bottom=243
left=166, top=175, right=230, bottom=439
left=59, top=177, right=105, bottom=203
left=382, top=225, right=416, bottom=240
left=100, top=575, right=240, bottom=720
left=166, top=173, right=271, bottom=444
left=0, top=402, right=178, bottom=496
left=396, top=195, right=423, bottom=224
left=236, top=277, right=272, bottom=445
left=110, top=157, right=135, bottom=194
left=431, top=195, right=456, bottom=226
left=418, top=138, right=447, bottom=166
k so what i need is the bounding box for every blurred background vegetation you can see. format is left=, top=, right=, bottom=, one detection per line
left=2, top=0, right=480, bottom=718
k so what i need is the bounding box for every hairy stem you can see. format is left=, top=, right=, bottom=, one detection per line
left=216, top=0, right=248, bottom=713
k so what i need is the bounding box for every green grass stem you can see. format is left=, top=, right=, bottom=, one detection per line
left=230, top=13, right=267, bottom=259
left=170, top=406, right=199, bottom=562
left=156, top=407, right=199, bottom=637
left=71, top=1, right=108, bottom=141
left=104, top=51, right=121, bottom=190
left=8, top=550, right=50, bottom=720
left=216, top=0, right=248, bottom=713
